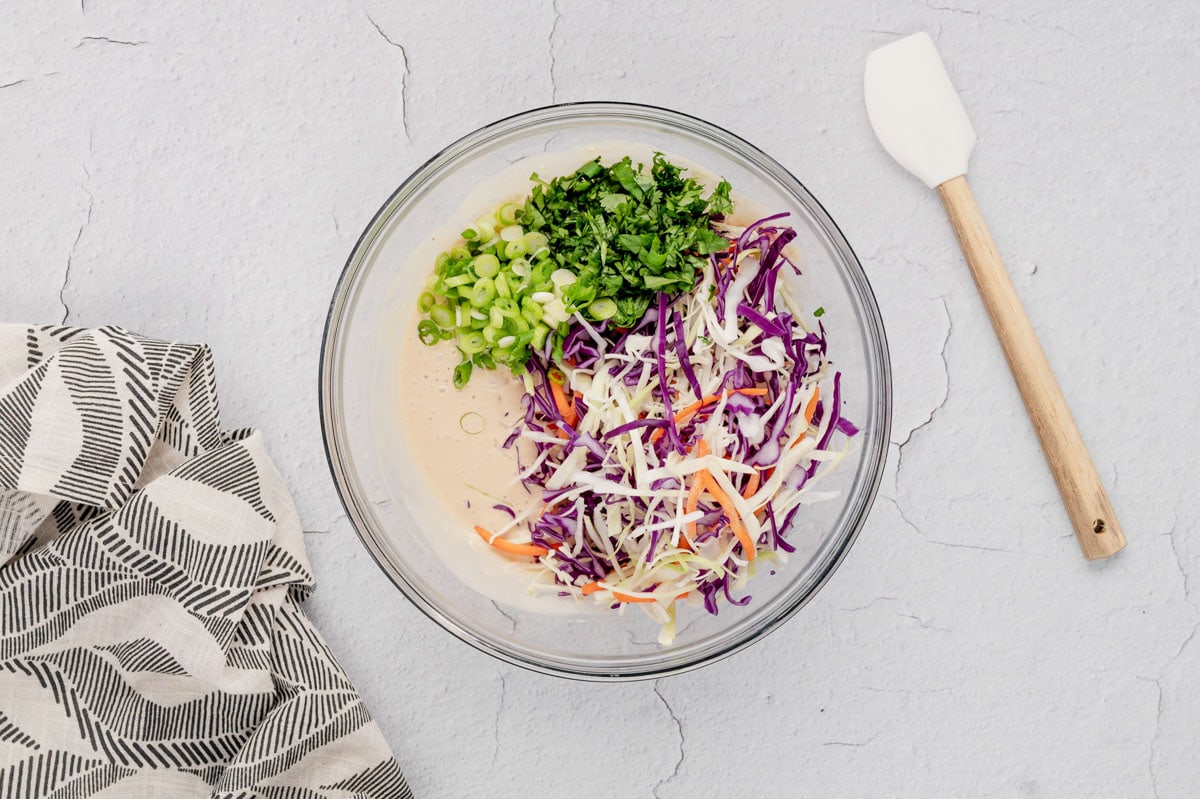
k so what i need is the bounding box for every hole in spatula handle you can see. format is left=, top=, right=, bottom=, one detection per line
left=1093, top=519, right=1107, bottom=534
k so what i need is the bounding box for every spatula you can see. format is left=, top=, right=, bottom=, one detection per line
left=864, top=32, right=1126, bottom=560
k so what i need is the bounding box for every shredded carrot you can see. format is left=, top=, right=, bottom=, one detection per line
left=742, top=470, right=761, bottom=499
left=698, top=471, right=756, bottom=560
left=684, top=437, right=755, bottom=559
left=579, top=580, right=688, bottom=603
left=805, top=388, right=820, bottom=423
left=612, top=591, right=658, bottom=604
left=683, top=439, right=710, bottom=544
left=550, top=378, right=579, bottom=427
left=788, top=387, right=821, bottom=449
left=474, top=525, right=549, bottom=558
left=650, top=388, right=769, bottom=443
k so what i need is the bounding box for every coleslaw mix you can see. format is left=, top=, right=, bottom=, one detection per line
left=416, top=155, right=858, bottom=643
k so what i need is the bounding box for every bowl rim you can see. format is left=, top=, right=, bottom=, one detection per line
left=319, top=100, right=892, bottom=681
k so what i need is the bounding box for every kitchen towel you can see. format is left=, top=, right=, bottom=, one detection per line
left=0, top=325, right=412, bottom=798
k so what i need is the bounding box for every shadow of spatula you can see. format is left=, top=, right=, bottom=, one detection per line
left=864, top=32, right=1126, bottom=560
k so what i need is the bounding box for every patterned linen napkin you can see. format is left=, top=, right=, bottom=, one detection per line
left=0, top=325, right=412, bottom=798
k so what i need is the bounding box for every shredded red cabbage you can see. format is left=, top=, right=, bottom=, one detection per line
left=476, top=214, right=858, bottom=642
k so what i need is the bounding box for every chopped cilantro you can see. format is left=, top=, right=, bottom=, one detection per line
left=708, top=181, right=733, bottom=216
left=523, top=154, right=732, bottom=327
left=813, top=306, right=825, bottom=318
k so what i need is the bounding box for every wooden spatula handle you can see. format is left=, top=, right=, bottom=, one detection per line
left=936, top=175, right=1126, bottom=560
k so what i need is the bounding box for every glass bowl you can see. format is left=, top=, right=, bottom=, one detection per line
left=320, top=102, right=891, bottom=680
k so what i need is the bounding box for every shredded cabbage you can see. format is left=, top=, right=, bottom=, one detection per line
left=484, top=214, right=858, bottom=643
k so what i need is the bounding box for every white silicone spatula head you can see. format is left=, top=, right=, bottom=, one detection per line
left=864, top=32, right=976, bottom=188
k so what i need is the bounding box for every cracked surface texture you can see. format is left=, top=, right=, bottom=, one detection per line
left=3, top=2, right=1198, bottom=796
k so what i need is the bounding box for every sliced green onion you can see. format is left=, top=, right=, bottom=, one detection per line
left=473, top=254, right=500, bottom=278
left=458, top=330, right=486, bottom=354
left=474, top=218, right=496, bottom=241
left=521, top=296, right=544, bottom=322
left=522, top=231, right=548, bottom=253
left=587, top=297, right=618, bottom=320
left=494, top=272, right=512, bottom=299
left=429, top=305, right=454, bottom=328
left=468, top=277, right=496, bottom=308
left=417, top=320, right=440, bottom=346
left=418, top=194, right=568, bottom=387
left=452, top=360, right=472, bottom=389
left=497, top=203, right=521, bottom=224
left=504, top=239, right=527, bottom=260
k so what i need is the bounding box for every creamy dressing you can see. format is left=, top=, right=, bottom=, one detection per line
left=398, top=326, right=531, bottom=534
left=390, top=142, right=792, bottom=611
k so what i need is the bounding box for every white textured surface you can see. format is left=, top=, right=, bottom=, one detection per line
left=4, top=2, right=1198, bottom=796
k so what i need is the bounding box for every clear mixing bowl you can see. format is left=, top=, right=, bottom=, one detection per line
left=320, top=102, right=891, bottom=680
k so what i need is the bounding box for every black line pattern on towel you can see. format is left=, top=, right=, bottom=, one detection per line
left=0, top=325, right=410, bottom=798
